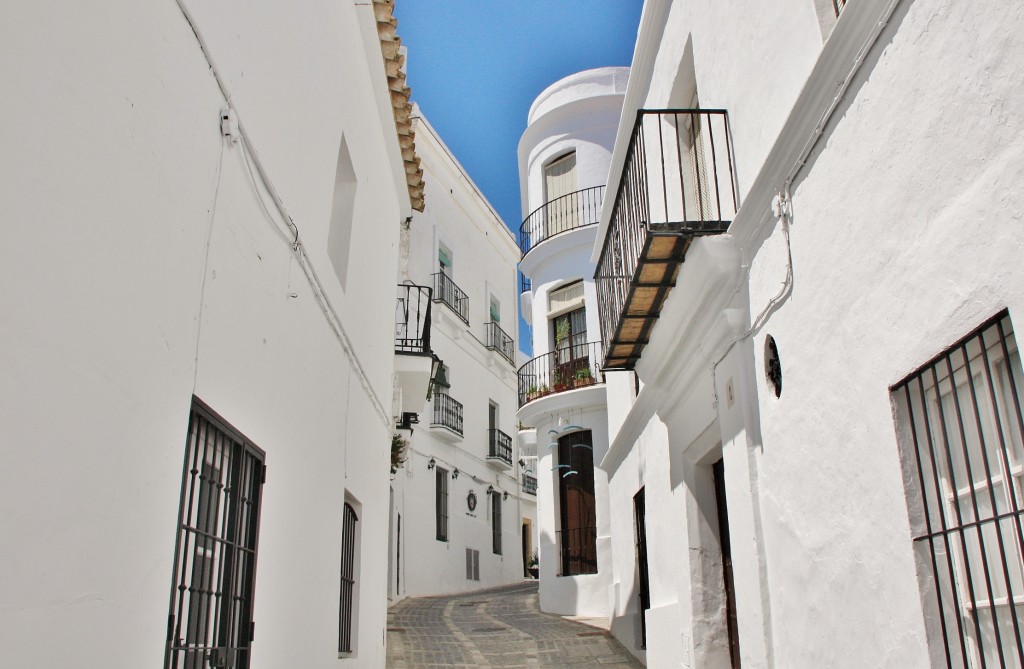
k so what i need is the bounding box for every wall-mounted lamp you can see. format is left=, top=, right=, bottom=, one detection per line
left=427, top=457, right=436, bottom=470
left=518, top=458, right=525, bottom=468
left=503, top=491, right=509, bottom=501
left=427, top=354, right=449, bottom=399
left=451, top=468, right=459, bottom=480
left=487, top=485, right=494, bottom=495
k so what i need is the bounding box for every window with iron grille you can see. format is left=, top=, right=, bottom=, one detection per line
left=491, top=492, right=502, bottom=555
left=466, top=548, right=480, bottom=581
left=893, top=311, right=1024, bottom=667
left=165, top=398, right=265, bottom=669
left=436, top=467, right=449, bottom=542
left=339, top=502, right=358, bottom=655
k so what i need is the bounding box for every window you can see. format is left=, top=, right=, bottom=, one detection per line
left=544, top=151, right=578, bottom=235
left=893, top=311, right=1024, bottom=667
left=436, top=467, right=449, bottom=542
left=339, top=501, right=359, bottom=654
left=327, top=136, right=358, bottom=291
left=492, top=491, right=503, bottom=555
left=466, top=548, right=480, bottom=581
left=553, top=306, right=589, bottom=387
left=165, top=399, right=265, bottom=669
left=438, top=242, right=452, bottom=275
left=489, top=295, right=501, bottom=323
left=557, top=430, right=598, bottom=576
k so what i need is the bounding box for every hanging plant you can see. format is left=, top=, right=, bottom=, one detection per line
left=390, top=434, right=409, bottom=474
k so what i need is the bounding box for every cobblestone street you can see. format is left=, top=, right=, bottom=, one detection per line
left=386, top=581, right=643, bottom=668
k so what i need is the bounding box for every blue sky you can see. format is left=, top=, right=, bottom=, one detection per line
left=394, top=1, right=643, bottom=354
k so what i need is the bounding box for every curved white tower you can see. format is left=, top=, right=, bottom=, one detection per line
left=516, top=67, right=628, bottom=619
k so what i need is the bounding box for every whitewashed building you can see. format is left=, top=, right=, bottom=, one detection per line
left=0, top=1, right=423, bottom=667
left=516, top=68, right=629, bottom=618
left=388, top=109, right=536, bottom=600
left=590, top=0, right=1024, bottom=667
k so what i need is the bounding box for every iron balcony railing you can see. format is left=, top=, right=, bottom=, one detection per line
left=520, top=185, right=605, bottom=257
left=487, top=429, right=513, bottom=466
left=522, top=474, right=537, bottom=496
left=521, top=275, right=532, bottom=293
left=395, top=283, right=432, bottom=354
left=485, top=322, right=515, bottom=365
left=557, top=527, right=598, bottom=576
left=517, top=341, right=603, bottom=407
left=431, top=392, right=463, bottom=436
left=432, top=272, right=469, bottom=324
left=595, top=109, right=738, bottom=370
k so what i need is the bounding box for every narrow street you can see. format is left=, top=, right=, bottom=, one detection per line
left=386, top=582, right=643, bottom=668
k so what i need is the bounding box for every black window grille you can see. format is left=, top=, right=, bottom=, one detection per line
left=436, top=467, right=449, bottom=542
left=492, top=492, right=502, bottom=555
left=894, top=311, right=1024, bottom=668
left=165, top=399, right=265, bottom=669
left=339, top=502, right=358, bottom=654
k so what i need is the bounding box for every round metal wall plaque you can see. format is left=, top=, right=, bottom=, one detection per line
left=467, top=490, right=477, bottom=512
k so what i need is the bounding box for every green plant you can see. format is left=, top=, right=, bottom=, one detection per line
left=390, top=434, right=409, bottom=474
left=554, top=319, right=570, bottom=344
left=574, top=367, right=592, bottom=381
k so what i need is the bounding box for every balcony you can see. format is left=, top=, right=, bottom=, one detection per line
left=487, top=429, right=513, bottom=469
left=432, top=272, right=469, bottom=324
left=595, top=110, right=738, bottom=370
left=395, top=283, right=432, bottom=354
left=522, top=474, right=537, bottom=496
left=485, top=321, right=516, bottom=365
left=517, top=341, right=603, bottom=407
left=519, top=185, right=605, bottom=258
left=431, top=392, right=463, bottom=439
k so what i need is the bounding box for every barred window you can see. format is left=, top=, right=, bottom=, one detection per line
left=165, top=399, right=265, bottom=669
left=894, top=311, right=1024, bottom=667
left=339, top=502, right=358, bottom=654
left=436, top=467, right=449, bottom=542
left=491, top=492, right=502, bottom=555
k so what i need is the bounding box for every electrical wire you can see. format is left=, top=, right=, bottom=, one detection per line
left=172, top=0, right=392, bottom=428
left=192, top=137, right=226, bottom=393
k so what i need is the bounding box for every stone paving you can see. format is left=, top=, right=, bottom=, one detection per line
left=386, top=581, right=643, bottom=668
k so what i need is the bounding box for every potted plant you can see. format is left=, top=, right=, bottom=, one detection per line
left=526, top=384, right=538, bottom=401
left=538, top=383, right=550, bottom=397
left=528, top=551, right=539, bottom=579
left=553, top=369, right=569, bottom=392
left=574, top=366, right=593, bottom=387
left=390, top=434, right=409, bottom=475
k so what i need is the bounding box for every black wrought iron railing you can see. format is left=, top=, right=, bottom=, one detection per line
left=520, top=185, right=605, bottom=257
left=485, top=322, right=515, bottom=364
left=487, top=429, right=513, bottom=466
left=595, top=109, right=738, bottom=370
left=431, top=392, right=463, bottom=436
left=521, top=275, right=532, bottom=293
left=517, top=341, right=603, bottom=407
left=522, top=474, right=537, bottom=496
left=557, top=526, right=598, bottom=576
left=432, top=272, right=469, bottom=324
left=395, top=283, right=432, bottom=354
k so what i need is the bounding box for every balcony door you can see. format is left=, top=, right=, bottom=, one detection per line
left=553, top=306, right=588, bottom=388
left=544, top=152, right=578, bottom=236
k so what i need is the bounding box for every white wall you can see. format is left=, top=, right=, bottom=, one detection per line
left=0, top=1, right=405, bottom=666
left=596, top=0, right=1024, bottom=667
left=389, top=112, right=535, bottom=600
